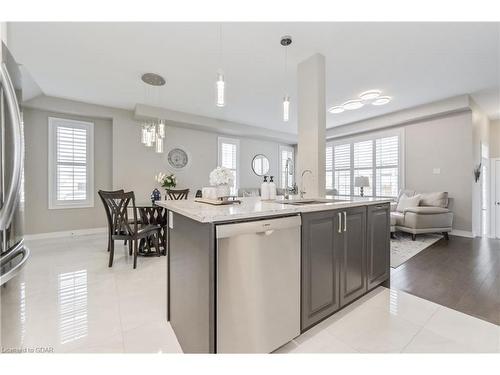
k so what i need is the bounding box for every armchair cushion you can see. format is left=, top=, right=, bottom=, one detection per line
left=396, top=194, right=421, bottom=212
left=403, top=206, right=451, bottom=215
left=419, top=191, right=449, bottom=208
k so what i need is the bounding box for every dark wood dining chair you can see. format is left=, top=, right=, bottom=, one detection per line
left=99, top=190, right=161, bottom=269
left=166, top=189, right=189, bottom=200
left=98, top=189, right=125, bottom=253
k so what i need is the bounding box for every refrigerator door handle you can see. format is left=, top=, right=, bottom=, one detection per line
left=0, top=62, right=24, bottom=231
left=0, top=240, right=30, bottom=285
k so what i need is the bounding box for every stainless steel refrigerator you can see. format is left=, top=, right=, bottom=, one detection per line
left=0, top=41, right=29, bottom=285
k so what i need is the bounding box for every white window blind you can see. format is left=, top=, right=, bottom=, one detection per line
left=218, top=137, right=239, bottom=195
left=49, top=118, right=94, bottom=209
left=327, top=130, right=402, bottom=198
left=375, top=136, right=399, bottom=198
left=333, top=143, right=351, bottom=196
left=354, top=140, right=373, bottom=196
left=325, top=145, right=333, bottom=190
left=279, top=145, right=294, bottom=189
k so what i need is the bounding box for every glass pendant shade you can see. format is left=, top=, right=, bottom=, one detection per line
left=216, top=73, right=225, bottom=107
left=141, top=125, right=148, bottom=144
left=158, top=121, right=166, bottom=138
left=283, top=96, right=290, bottom=122
left=155, top=137, right=164, bottom=153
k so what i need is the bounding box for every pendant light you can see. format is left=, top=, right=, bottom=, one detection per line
left=140, top=73, right=167, bottom=153
left=216, top=24, right=225, bottom=107
left=281, top=35, right=292, bottom=122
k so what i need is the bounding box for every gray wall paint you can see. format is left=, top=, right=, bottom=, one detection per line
left=113, top=117, right=282, bottom=199
left=22, top=96, right=289, bottom=234
left=23, top=108, right=112, bottom=234
left=490, top=119, right=500, bottom=158
left=404, top=111, right=473, bottom=232
left=331, top=111, right=474, bottom=232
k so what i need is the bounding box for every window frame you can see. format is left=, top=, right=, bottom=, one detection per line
left=48, top=117, right=94, bottom=210
left=327, top=128, right=404, bottom=198
left=279, top=144, right=295, bottom=189
left=217, top=136, right=240, bottom=195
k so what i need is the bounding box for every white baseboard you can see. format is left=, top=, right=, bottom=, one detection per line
left=450, top=229, right=474, bottom=238
left=24, top=227, right=107, bottom=241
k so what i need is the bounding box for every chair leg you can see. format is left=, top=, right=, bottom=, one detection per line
left=107, top=230, right=111, bottom=252
left=128, top=239, right=132, bottom=256
left=154, top=233, right=161, bottom=257
left=443, top=232, right=449, bottom=240
left=412, top=234, right=416, bottom=241
left=133, top=239, right=138, bottom=269
left=108, top=240, right=115, bottom=267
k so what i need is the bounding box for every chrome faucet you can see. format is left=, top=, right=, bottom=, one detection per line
left=300, top=170, right=313, bottom=198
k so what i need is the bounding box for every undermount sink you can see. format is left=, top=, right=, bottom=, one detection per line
left=277, top=198, right=348, bottom=205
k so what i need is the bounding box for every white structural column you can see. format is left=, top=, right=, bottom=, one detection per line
left=297, top=53, right=326, bottom=197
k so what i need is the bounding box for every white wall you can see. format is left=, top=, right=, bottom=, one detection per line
left=470, top=99, right=490, bottom=236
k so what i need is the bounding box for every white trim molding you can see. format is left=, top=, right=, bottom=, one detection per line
left=24, top=227, right=107, bottom=241
left=48, top=116, right=95, bottom=210
left=449, top=229, right=474, bottom=238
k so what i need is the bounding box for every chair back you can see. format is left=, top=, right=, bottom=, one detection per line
left=98, top=189, right=124, bottom=230
left=166, top=189, right=189, bottom=200
left=99, top=190, right=137, bottom=236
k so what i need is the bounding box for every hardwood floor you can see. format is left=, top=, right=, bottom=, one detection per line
left=389, top=235, right=500, bottom=326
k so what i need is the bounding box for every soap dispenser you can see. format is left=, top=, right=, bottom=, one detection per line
left=261, top=176, right=270, bottom=200
left=268, top=176, right=277, bottom=200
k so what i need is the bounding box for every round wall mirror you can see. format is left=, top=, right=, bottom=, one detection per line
left=252, top=154, right=270, bottom=176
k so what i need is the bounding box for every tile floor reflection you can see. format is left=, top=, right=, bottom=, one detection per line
left=1, top=233, right=499, bottom=353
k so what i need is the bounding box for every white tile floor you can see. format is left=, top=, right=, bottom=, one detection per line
left=1, top=234, right=499, bottom=353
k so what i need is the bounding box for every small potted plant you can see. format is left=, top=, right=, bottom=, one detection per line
left=155, top=172, right=177, bottom=198
left=209, top=166, right=234, bottom=198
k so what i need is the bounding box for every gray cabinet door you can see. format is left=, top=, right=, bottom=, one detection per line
left=367, top=203, right=390, bottom=290
left=301, top=210, right=340, bottom=330
left=339, top=206, right=367, bottom=307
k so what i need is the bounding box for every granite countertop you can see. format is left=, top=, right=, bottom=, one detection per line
left=155, top=196, right=392, bottom=223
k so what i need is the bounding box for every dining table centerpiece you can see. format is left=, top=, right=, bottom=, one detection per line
left=155, top=172, right=177, bottom=197
left=209, top=166, right=234, bottom=198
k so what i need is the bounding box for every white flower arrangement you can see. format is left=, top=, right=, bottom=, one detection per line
left=154, top=172, right=177, bottom=189
left=209, top=166, right=234, bottom=186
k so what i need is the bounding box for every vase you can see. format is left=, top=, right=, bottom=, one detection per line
left=216, top=184, right=230, bottom=198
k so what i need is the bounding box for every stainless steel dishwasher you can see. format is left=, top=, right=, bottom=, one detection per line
left=216, top=215, right=301, bottom=353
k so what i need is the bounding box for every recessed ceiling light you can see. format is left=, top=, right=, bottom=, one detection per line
left=343, top=100, right=364, bottom=110
left=359, top=89, right=381, bottom=101
left=372, top=96, right=392, bottom=106
left=328, top=106, right=345, bottom=114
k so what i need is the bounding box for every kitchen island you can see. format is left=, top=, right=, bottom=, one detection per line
left=157, top=197, right=391, bottom=353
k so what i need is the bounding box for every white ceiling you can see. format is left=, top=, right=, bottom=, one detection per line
left=8, top=22, right=500, bottom=134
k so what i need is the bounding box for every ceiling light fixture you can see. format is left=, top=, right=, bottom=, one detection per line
left=140, top=74, right=166, bottom=153
left=281, top=35, right=292, bottom=122
left=343, top=99, right=364, bottom=110
left=372, top=96, right=392, bottom=106
left=216, top=24, right=225, bottom=107
left=328, top=106, right=345, bottom=114
left=359, top=89, right=381, bottom=101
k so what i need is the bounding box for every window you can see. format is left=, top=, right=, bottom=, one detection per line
left=48, top=117, right=94, bottom=209
left=326, top=130, right=403, bottom=198
left=279, top=145, right=294, bottom=189
left=217, top=137, right=240, bottom=195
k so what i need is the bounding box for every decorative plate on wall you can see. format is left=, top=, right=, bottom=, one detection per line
left=167, top=147, right=189, bottom=169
